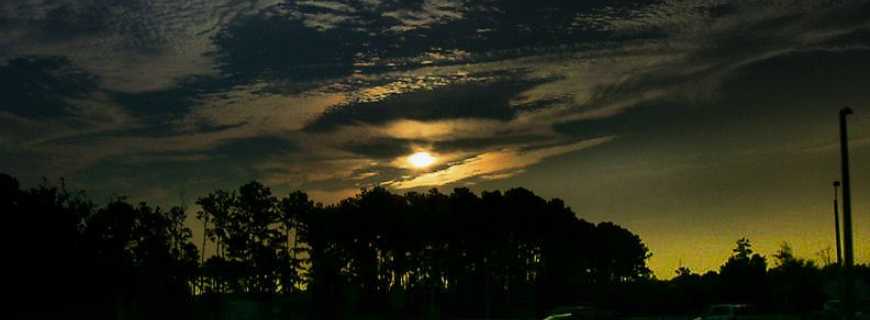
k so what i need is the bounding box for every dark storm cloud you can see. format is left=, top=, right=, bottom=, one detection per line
left=214, top=14, right=359, bottom=83
left=341, top=138, right=418, bottom=159
left=304, top=75, right=553, bottom=132
left=38, top=4, right=112, bottom=38
left=210, top=0, right=664, bottom=84
left=110, top=75, right=239, bottom=117
left=1, top=0, right=286, bottom=92
left=3, top=1, right=109, bottom=39
left=0, top=56, right=99, bottom=118
left=384, top=0, right=662, bottom=52
left=4, top=0, right=172, bottom=51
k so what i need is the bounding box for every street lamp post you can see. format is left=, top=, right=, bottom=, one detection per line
left=838, top=107, right=855, bottom=320
left=833, top=181, right=842, bottom=267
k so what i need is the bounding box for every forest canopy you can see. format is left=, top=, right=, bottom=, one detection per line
left=6, top=172, right=866, bottom=320
left=3, top=173, right=650, bottom=318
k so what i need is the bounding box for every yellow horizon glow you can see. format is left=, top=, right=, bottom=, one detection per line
left=408, top=152, right=436, bottom=168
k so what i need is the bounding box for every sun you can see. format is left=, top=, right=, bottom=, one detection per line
left=408, top=152, right=436, bottom=168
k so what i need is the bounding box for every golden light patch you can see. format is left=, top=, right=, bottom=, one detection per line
left=391, top=136, right=615, bottom=189
left=407, top=151, right=436, bottom=168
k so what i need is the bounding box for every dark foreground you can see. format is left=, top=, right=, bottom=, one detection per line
left=4, top=173, right=870, bottom=319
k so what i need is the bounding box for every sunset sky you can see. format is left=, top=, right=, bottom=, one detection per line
left=3, top=0, right=870, bottom=278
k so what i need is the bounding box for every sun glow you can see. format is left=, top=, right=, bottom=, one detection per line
left=408, top=152, right=436, bottom=168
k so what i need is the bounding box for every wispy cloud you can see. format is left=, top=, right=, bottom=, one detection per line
left=1, top=0, right=284, bottom=92
left=382, top=0, right=465, bottom=32
left=388, top=136, right=614, bottom=189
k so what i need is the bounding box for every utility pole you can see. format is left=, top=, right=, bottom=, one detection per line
left=838, top=107, right=855, bottom=320
left=833, top=181, right=842, bottom=266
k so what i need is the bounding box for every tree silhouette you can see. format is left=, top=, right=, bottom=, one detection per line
left=5, top=172, right=662, bottom=319
left=85, top=199, right=200, bottom=317
left=719, top=238, right=768, bottom=306
left=196, top=181, right=301, bottom=297
left=278, top=190, right=312, bottom=295
left=769, top=242, right=825, bottom=312
left=9, top=171, right=862, bottom=319
left=291, top=185, right=654, bottom=318
left=4, top=173, right=199, bottom=320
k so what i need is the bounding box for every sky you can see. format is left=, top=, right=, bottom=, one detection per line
left=2, top=0, right=870, bottom=278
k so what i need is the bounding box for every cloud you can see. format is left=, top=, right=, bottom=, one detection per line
left=304, top=74, right=549, bottom=131
left=382, top=0, right=465, bottom=32
left=255, top=154, right=376, bottom=188
left=388, top=136, right=614, bottom=189
left=1, top=0, right=285, bottom=92
left=0, top=56, right=100, bottom=118
left=180, top=83, right=348, bottom=132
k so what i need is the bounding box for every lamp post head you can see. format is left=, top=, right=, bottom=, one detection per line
left=835, top=181, right=841, bottom=187
left=841, top=107, right=853, bottom=116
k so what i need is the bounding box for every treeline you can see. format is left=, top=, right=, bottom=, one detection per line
left=3, top=173, right=651, bottom=319
left=639, top=238, right=870, bottom=316
left=3, top=174, right=199, bottom=320
left=7, top=172, right=866, bottom=319
left=196, top=182, right=651, bottom=318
